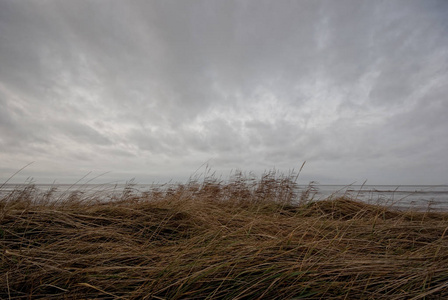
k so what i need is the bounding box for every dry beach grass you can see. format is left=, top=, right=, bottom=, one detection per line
left=1, top=171, right=448, bottom=299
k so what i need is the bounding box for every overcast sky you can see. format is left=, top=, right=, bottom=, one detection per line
left=1, top=0, right=447, bottom=185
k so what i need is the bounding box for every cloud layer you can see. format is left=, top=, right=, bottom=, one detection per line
left=1, top=0, right=448, bottom=184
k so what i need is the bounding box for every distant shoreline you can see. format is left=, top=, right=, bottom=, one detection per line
left=2, top=181, right=448, bottom=211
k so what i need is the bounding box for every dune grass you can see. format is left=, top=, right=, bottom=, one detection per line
left=1, top=171, right=448, bottom=299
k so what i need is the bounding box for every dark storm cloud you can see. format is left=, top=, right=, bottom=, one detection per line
left=1, top=0, right=447, bottom=184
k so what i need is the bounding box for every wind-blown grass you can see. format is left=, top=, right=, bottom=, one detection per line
left=1, top=171, right=448, bottom=299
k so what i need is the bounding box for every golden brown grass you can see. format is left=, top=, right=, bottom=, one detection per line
left=1, top=171, right=448, bottom=299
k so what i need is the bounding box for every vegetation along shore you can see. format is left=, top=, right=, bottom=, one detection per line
left=2, top=171, right=448, bottom=299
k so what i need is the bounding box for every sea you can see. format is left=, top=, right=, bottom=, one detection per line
left=312, top=184, right=448, bottom=211
left=1, top=183, right=448, bottom=211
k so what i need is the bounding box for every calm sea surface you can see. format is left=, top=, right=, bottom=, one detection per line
left=312, top=185, right=448, bottom=211
left=2, top=183, right=448, bottom=211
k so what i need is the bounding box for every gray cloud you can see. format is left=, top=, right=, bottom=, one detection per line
left=1, top=0, right=447, bottom=184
